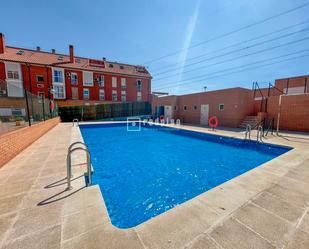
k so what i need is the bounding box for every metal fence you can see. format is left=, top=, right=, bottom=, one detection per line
left=0, top=89, right=58, bottom=134
left=59, top=102, right=151, bottom=122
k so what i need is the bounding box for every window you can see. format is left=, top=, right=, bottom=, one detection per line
left=183, top=105, right=187, bottom=111
left=137, top=80, right=142, bottom=92
left=98, top=75, right=104, bottom=87
left=112, top=90, right=117, bottom=101
left=99, top=89, right=105, bottom=100
left=174, top=106, right=177, bottom=111
left=83, top=88, right=90, bottom=100
left=37, top=92, right=45, bottom=97
left=109, top=64, right=114, bottom=68
left=53, top=85, right=65, bottom=99
left=71, top=73, right=78, bottom=85
left=72, top=87, right=78, bottom=100
left=219, top=104, right=224, bottom=111
left=121, top=90, right=126, bottom=102
left=5, top=63, right=24, bottom=97
left=120, top=65, right=124, bottom=69
left=83, top=71, right=93, bottom=86
left=193, top=105, right=197, bottom=110
left=121, top=78, right=126, bottom=89
left=36, top=75, right=44, bottom=82
left=112, top=77, right=117, bottom=88
left=53, top=69, right=64, bottom=83
left=137, top=91, right=142, bottom=102
left=6, top=63, right=20, bottom=80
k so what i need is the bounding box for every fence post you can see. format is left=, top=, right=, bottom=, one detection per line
left=24, top=89, right=31, bottom=126
left=42, top=96, right=46, bottom=121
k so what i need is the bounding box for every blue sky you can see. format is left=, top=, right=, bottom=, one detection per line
left=1, top=0, right=309, bottom=94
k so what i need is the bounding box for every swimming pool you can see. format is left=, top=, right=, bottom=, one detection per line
left=80, top=123, right=291, bottom=229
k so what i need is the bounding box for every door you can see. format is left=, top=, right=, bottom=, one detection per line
left=164, top=105, right=172, bottom=119
left=200, top=104, right=209, bottom=125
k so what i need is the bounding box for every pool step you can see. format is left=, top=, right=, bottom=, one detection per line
left=239, top=116, right=258, bottom=129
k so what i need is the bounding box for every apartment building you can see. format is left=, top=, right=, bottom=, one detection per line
left=0, top=33, right=152, bottom=106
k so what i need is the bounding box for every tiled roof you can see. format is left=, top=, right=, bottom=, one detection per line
left=0, top=47, right=151, bottom=78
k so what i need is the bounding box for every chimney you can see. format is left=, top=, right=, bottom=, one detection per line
left=36, top=46, right=41, bottom=51
left=0, top=33, right=6, bottom=54
left=51, top=49, right=56, bottom=54
left=69, top=45, right=74, bottom=63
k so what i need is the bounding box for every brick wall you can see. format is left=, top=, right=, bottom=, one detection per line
left=152, top=88, right=255, bottom=128
left=267, top=94, right=309, bottom=132
left=0, top=117, right=60, bottom=168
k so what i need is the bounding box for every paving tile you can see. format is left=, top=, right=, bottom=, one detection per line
left=0, top=181, right=33, bottom=199
left=285, top=169, right=309, bottom=184
left=136, top=201, right=218, bottom=249
left=233, top=202, right=293, bottom=248
left=184, top=234, right=218, bottom=249
left=0, top=194, right=25, bottom=216
left=277, top=176, right=309, bottom=198
left=197, top=180, right=256, bottom=215
left=210, top=218, right=275, bottom=249
left=62, top=185, right=105, bottom=216
left=61, top=224, right=144, bottom=249
left=234, top=169, right=279, bottom=192
left=267, top=184, right=308, bottom=209
left=62, top=203, right=107, bottom=240
left=285, top=230, right=309, bottom=249
left=8, top=204, right=62, bottom=240
left=0, top=213, right=16, bottom=245
left=252, top=192, right=304, bottom=224
left=299, top=212, right=309, bottom=234
left=2, top=225, right=61, bottom=249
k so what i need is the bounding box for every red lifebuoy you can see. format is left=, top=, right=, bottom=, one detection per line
left=208, top=116, right=218, bottom=128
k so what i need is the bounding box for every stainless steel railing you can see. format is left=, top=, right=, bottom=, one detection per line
left=245, top=124, right=251, bottom=140
left=66, top=143, right=92, bottom=190
left=72, top=118, right=79, bottom=126
left=256, top=125, right=263, bottom=142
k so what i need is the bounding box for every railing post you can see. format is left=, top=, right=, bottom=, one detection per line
left=24, top=89, right=31, bottom=126
left=87, top=152, right=92, bottom=186
left=42, top=95, right=46, bottom=121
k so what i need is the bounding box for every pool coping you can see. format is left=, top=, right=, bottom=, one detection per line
left=70, top=121, right=309, bottom=248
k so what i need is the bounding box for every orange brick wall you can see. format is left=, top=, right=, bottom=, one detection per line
left=152, top=88, right=255, bottom=128
left=0, top=117, right=60, bottom=168
left=267, top=94, right=309, bottom=132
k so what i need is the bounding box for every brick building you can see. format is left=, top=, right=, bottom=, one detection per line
left=0, top=33, right=152, bottom=106
left=153, top=75, right=309, bottom=131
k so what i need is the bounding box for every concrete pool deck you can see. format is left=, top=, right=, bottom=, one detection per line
left=0, top=122, right=308, bottom=249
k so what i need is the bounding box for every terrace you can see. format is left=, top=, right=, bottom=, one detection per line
left=0, top=122, right=308, bottom=249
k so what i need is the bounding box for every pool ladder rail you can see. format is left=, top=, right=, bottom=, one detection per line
left=72, top=118, right=79, bottom=126
left=66, top=142, right=92, bottom=190
left=244, top=124, right=263, bottom=143
left=244, top=124, right=251, bottom=140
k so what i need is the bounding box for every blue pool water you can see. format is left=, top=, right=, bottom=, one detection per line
left=80, top=123, right=291, bottom=228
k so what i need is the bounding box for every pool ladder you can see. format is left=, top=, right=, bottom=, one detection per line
left=244, top=124, right=263, bottom=143
left=66, top=142, right=92, bottom=190
left=245, top=124, right=251, bottom=140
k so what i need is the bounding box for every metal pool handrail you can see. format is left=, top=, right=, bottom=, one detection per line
left=67, top=141, right=88, bottom=154
left=257, top=125, right=263, bottom=143
left=245, top=124, right=251, bottom=140
left=72, top=118, right=79, bottom=126
left=66, top=146, right=92, bottom=190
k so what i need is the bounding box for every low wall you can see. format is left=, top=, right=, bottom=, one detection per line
left=0, top=117, right=60, bottom=168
